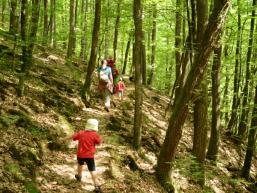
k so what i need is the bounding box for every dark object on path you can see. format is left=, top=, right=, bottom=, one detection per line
left=75, top=174, right=81, bottom=182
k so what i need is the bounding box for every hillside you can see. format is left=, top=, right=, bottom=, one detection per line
left=0, top=39, right=257, bottom=193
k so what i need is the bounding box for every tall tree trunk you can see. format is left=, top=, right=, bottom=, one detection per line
left=175, top=0, right=182, bottom=78
left=72, top=0, right=79, bottom=54
left=49, top=0, right=53, bottom=45
left=80, top=0, right=88, bottom=61
left=156, top=1, right=230, bottom=190
left=237, top=0, right=256, bottom=141
left=104, top=0, right=109, bottom=58
left=141, top=32, right=147, bottom=85
left=148, top=4, right=157, bottom=86
left=81, top=0, right=101, bottom=101
left=66, top=0, right=76, bottom=64
left=1, top=0, right=6, bottom=27
left=207, top=40, right=222, bottom=161
left=52, top=0, right=56, bottom=48
left=42, top=0, right=48, bottom=45
left=241, top=84, right=257, bottom=179
left=227, top=0, right=241, bottom=133
left=122, top=32, right=131, bottom=74
left=18, top=0, right=40, bottom=96
left=192, top=0, right=208, bottom=163
left=113, top=0, right=121, bottom=62
left=133, top=0, right=143, bottom=150
left=9, top=0, right=18, bottom=35
left=61, top=1, right=67, bottom=50
left=223, top=45, right=229, bottom=124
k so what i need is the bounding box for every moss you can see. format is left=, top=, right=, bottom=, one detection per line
left=24, top=181, right=40, bottom=193
left=0, top=115, right=20, bottom=128
left=4, top=163, right=25, bottom=182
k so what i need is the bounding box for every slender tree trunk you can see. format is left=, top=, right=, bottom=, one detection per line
left=62, top=1, right=67, bottom=50
left=156, top=1, right=230, bottom=190
left=223, top=45, right=229, bottom=124
left=43, top=0, right=48, bottom=45
left=175, top=0, right=182, bottom=78
left=237, top=0, right=256, bottom=141
left=72, top=0, right=79, bottom=54
left=113, top=0, right=121, bottom=62
left=122, top=32, right=131, bottom=74
left=130, top=42, right=135, bottom=78
left=9, top=0, right=18, bottom=35
left=207, top=39, right=222, bottom=161
left=148, top=4, right=157, bottom=86
left=80, top=0, right=88, bottom=61
left=52, top=0, right=56, bottom=48
left=104, top=0, right=109, bottom=58
left=1, top=0, right=6, bottom=27
left=241, top=84, right=257, bottom=179
left=49, top=0, right=53, bottom=45
left=141, top=32, right=147, bottom=85
left=18, top=0, right=40, bottom=96
left=81, top=0, right=101, bottom=101
left=192, top=0, right=208, bottom=163
left=227, top=0, right=241, bottom=133
left=66, top=0, right=76, bottom=64
left=133, top=0, right=143, bottom=150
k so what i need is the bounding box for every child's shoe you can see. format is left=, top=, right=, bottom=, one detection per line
left=75, top=174, right=81, bottom=182
left=94, top=185, right=102, bottom=193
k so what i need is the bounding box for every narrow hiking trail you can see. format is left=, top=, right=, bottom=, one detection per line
left=35, top=78, right=168, bottom=193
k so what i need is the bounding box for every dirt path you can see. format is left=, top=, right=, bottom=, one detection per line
left=37, top=85, right=132, bottom=193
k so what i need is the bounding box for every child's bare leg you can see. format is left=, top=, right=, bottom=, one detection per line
left=89, top=171, right=99, bottom=186
left=77, top=164, right=83, bottom=176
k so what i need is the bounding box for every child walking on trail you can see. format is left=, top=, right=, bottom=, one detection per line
left=69, top=119, right=102, bottom=193
left=98, top=59, right=113, bottom=112
left=116, top=77, right=125, bottom=101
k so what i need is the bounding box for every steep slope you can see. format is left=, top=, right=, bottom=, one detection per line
left=0, top=39, right=257, bottom=193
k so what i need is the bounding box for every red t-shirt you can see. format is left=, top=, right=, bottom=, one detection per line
left=116, top=81, right=125, bottom=92
left=72, top=130, right=101, bottom=158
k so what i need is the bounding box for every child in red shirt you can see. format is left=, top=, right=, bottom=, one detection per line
left=71, top=119, right=102, bottom=193
left=116, top=77, right=125, bottom=101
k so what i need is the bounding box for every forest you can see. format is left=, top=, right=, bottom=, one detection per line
left=0, top=0, right=257, bottom=192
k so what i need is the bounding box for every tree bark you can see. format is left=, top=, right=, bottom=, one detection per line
left=42, top=0, right=48, bottom=45
left=141, top=32, right=147, bottom=85
left=9, top=0, right=18, bottom=35
left=192, top=0, right=208, bottom=163
left=156, top=1, right=230, bottom=189
left=148, top=4, right=157, bottom=86
left=113, top=0, right=121, bottom=62
left=241, top=84, right=257, bottom=179
left=66, top=0, right=76, bottom=64
left=104, top=0, right=109, bottom=58
left=122, top=32, right=132, bottom=74
left=237, top=0, right=256, bottom=141
left=133, top=0, right=143, bottom=150
left=18, top=0, right=41, bottom=96
left=1, top=0, right=6, bottom=27
left=227, top=0, right=241, bottom=133
left=80, top=0, right=88, bottom=61
left=207, top=40, right=222, bottom=161
left=175, top=0, right=182, bottom=78
left=81, top=0, right=101, bottom=102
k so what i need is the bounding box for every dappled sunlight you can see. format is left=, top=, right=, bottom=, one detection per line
left=208, top=178, right=226, bottom=193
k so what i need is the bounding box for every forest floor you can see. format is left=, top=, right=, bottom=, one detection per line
left=0, top=37, right=257, bottom=193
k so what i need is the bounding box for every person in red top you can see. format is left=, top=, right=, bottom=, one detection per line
left=71, top=118, right=102, bottom=193
left=116, top=77, right=125, bottom=101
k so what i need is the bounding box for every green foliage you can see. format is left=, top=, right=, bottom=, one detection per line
left=4, top=162, right=25, bottom=181
left=24, top=181, right=40, bottom=193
